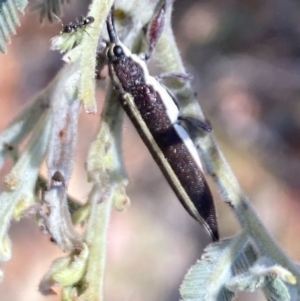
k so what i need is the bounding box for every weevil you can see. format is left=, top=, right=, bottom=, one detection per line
left=105, top=3, right=219, bottom=241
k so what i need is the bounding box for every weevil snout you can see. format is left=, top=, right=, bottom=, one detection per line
left=106, top=7, right=119, bottom=43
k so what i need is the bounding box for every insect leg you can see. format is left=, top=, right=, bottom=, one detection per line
left=157, top=72, right=194, bottom=82
left=178, top=115, right=212, bottom=133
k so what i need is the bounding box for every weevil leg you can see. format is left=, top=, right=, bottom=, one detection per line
left=156, top=72, right=194, bottom=83
left=155, top=77, right=211, bottom=132
left=159, top=80, right=211, bottom=132
left=178, top=115, right=212, bottom=133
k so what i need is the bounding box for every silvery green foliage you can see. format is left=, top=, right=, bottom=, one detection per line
left=0, top=0, right=73, bottom=53
left=0, top=62, right=82, bottom=260
left=180, top=238, right=237, bottom=301
left=180, top=235, right=258, bottom=301
left=0, top=0, right=28, bottom=52
left=1, top=0, right=300, bottom=300
left=227, top=257, right=297, bottom=301
left=181, top=233, right=299, bottom=301
left=0, top=0, right=153, bottom=299
left=0, top=113, right=52, bottom=261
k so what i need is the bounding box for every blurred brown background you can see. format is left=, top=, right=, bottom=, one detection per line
left=1, top=0, right=300, bottom=300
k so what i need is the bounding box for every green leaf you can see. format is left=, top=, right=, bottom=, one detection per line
left=180, top=234, right=260, bottom=301
left=180, top=238, right=238, bottom=301
left=227, top=258, right=297, bottom=301
left=0, top=0, right=28, bottom=53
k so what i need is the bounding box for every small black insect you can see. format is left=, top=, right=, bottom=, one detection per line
left=82, top=16, right=94, bottom=26
left=62, top=16, right=95, bottom=34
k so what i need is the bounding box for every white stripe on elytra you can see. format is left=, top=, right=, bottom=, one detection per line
left=119, top=42, right=203, bottom=172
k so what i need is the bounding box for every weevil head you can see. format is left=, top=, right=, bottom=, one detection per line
left=106, top=7, right=133, bottom=61
left=106, top=43, right=126, bottom=62
left=106, top=41, right=145, bottom=91
left=106, top=8, right=146, bottom=91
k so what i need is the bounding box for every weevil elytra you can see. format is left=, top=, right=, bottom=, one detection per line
left=105, top=2, right=219, bottom=241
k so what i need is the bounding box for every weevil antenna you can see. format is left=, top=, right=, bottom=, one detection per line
left=106, top=6, right=119, bottom=44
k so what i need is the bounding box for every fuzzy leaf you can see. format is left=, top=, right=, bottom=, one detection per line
left=227, top=258, right=297, bottom=301
left=47, top=98, right=81, bottom=187
left=0, top=0, right=28, bottom=53
left=0, top=112, right=51, bottom=262
left=39, top=245, right=89, bottom=295
left=43, top=186, right=83, bottom=252
left=51, top=31, right=85, bottom=54
left=180, top=238, right=237, bottom=301
left=180, top=234, right=260, bottom=301
left=52, top=244, right=89, bottom=286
